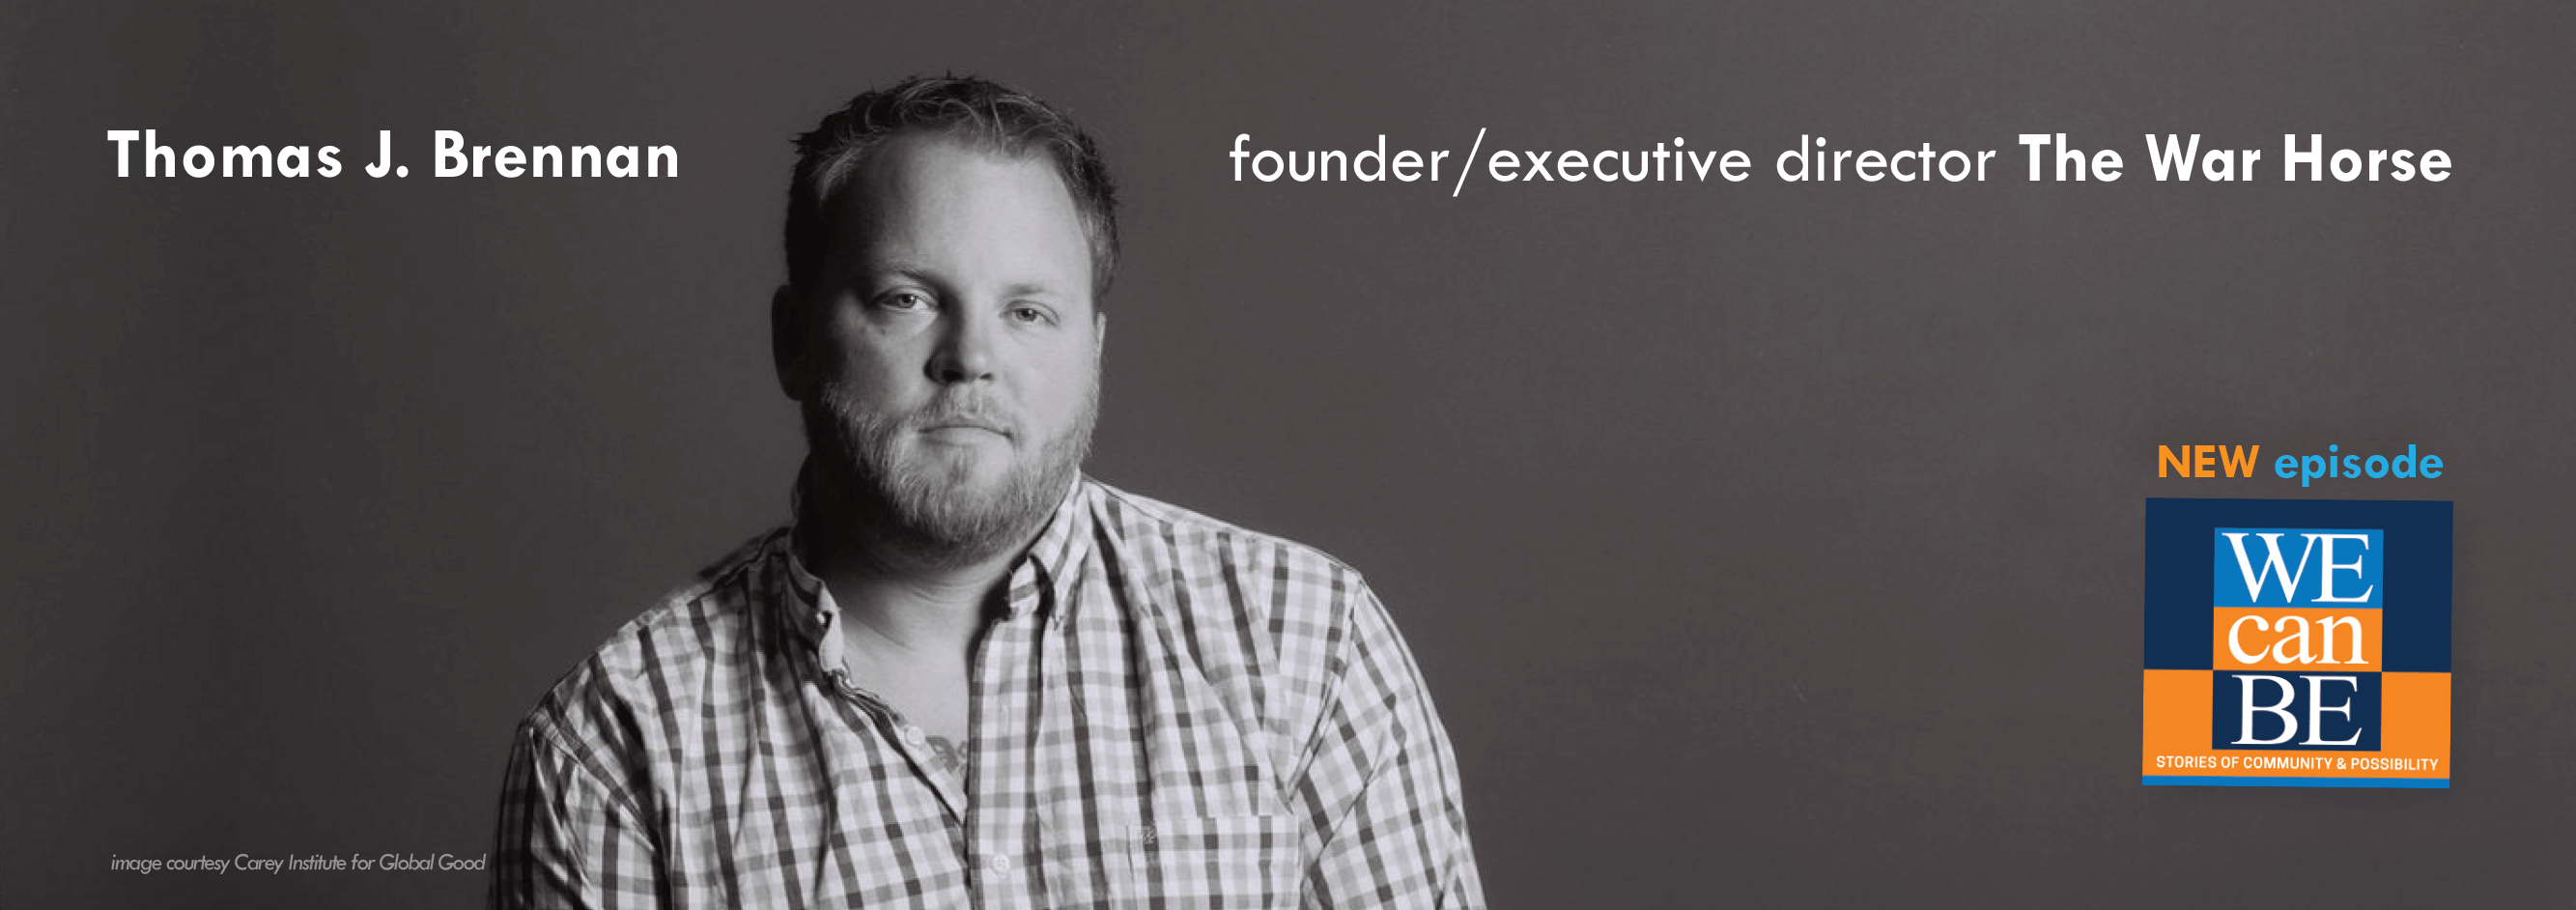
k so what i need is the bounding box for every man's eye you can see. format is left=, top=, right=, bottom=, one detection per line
left=1006, top=304, right=1055, bottom=325
left=878, top=291, right=933, bottom=312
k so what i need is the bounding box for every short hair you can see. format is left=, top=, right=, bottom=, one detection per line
left=784, top=75, right=1120, bottom=299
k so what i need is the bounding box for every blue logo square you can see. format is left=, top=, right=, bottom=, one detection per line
left=2212, top=528, right=2383, bottom=609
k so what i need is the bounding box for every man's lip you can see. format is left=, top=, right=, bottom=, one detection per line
left=920, top=420, right=1010, bottom=437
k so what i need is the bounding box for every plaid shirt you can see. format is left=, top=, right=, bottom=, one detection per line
left=490, top=478, right=1483, bottom=909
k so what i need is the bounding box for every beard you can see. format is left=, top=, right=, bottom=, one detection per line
left=798, top=379, right=1096, bottom=570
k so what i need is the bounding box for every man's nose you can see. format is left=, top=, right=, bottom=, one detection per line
left=926, top=308, right=997, bottom=384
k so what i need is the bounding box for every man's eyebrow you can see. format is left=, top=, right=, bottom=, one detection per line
left=998, top=281, right=1064, bottom=299
left=840, top=261, right=1065, bottom=298
left=843, top=259, right=942, bottom=288
left=856, top=256, right=932, bottom=276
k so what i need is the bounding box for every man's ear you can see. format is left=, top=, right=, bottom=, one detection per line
left=772, top=284, right=807, bottom=402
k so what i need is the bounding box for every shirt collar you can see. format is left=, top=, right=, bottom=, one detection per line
left=1012, top=475, right=1096, bottom=623
left=778, top=476, right=1099, bottom=666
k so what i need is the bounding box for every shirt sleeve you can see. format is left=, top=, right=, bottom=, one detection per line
left=489, top=716, right=666, bottom=910
left=1297, top=583, right=1486, bottom=910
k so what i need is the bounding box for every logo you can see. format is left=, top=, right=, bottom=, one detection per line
left=2143, top=499, right=2451, bottom=787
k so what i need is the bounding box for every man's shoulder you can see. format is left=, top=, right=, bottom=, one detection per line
left=1080, top=482, right=1438, bottom=770
left=1088, top=480, right=1373, bottom=593
left=1081, top=480, right=1394, bottom=655
left=518, top=528, right=792, bottom=750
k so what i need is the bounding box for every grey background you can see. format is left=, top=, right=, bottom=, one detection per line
left=6, top=2, right=2569, bottom=907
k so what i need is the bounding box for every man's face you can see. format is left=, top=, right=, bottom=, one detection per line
left=778, top=133, right=1103, bottom=563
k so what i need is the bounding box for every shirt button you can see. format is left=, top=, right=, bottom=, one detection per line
left=986, top=855, right=1012, bottom=873
left=902, top=725, right=926, bottom=747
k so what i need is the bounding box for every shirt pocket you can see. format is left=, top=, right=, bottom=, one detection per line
left=1117, top=814, right=1304, bottom=910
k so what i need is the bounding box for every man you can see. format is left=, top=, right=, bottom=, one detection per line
left=490, top=75, right=1484, bottom=909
